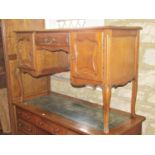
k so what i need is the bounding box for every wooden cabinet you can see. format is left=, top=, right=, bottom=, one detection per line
left=15, top=26, right=144, bottom=134
left=69, top=27, right=141, bottom=133
left=70, top=28, right=139, bottom=86
left=14, top=93, right=145, bottom=135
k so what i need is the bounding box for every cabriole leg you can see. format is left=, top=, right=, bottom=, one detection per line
left=103, top=85, right=111, bottom=134
left=131, top=79, right=138, bottom=117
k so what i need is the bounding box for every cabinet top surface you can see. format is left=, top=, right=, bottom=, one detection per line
left=15, top=26, right=142, bottom=33
left=17, top=92, right=145, bottom=134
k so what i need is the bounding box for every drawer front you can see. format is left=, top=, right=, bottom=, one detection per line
left=17, top=129, right=29, bottom=135
left=17, top=119, right=36, bottom=134
left=16, top=107, right=35, bottom=123
left=35, top=116, right=77, bottom=135
left=36, top=127, right=51, bottom=135
left=35, top=116, right=66, bottom=135
left=16, top=107, right=78, bottom=135
left=35, top=32, right=69, bottom=49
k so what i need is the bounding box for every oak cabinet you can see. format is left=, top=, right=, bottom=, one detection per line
left=70, top=28, right=139, bottom=87
left=15, top=26, right=143, bottom=134
left=15, top=93, right=145, bottom=135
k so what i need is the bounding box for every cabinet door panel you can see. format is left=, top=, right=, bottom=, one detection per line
left=70, top=32, right=103, bottom=82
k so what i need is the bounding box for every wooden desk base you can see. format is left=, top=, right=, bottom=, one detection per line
left=14, top=93, right=145, bottom=135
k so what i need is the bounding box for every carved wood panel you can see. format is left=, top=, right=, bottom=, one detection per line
left=17, top=33, right=35, bottom=70
left=70, top=32, right=103, bottom=83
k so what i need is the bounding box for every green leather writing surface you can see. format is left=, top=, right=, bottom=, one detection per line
left=26, top=93, right=129, bottom=130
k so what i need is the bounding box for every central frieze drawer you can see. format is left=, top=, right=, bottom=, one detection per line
left=35, top=32, right=69, bottom=49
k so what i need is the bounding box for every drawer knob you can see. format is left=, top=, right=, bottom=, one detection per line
left=43, top=38, right=57, bottom=44
left=44, top=38, right=50, bottom=43
left=52, top=38, right=56, bottom=43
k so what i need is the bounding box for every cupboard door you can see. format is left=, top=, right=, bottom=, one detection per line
left=70, top=32, right=103, bottom=83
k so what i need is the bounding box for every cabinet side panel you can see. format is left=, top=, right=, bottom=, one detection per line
left=109, top=30, right=138, bottom=86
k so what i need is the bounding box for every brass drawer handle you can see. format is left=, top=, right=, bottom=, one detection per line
left=43, top=38, right=57, bottom=44
left=52, top=38, right=56, bottom=43
left=44, top=38, right=51, bottom=44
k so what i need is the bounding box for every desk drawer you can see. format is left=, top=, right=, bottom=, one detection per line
left=35, top=116, right=66, bottom=135
left=16, top=107, right=34, bottom=123
left=35, top=32, right=69, bottom=49
left=17, top=119, right=36, bottom=134
left=16, top=107, right=78, bottom=135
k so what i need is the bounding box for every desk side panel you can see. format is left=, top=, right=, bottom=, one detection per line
left=106, top=30, right=139, bottom=86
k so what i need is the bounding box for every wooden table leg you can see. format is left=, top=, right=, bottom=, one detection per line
left=103, top=85, right=111, bottom=134
left=131, top=79, right=138, bottom=117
